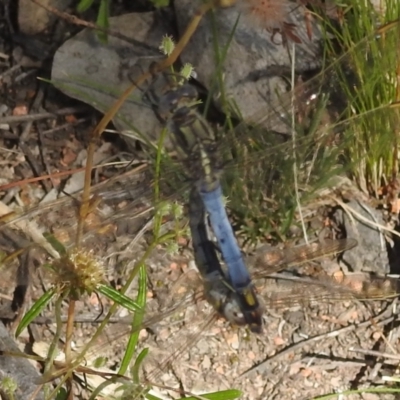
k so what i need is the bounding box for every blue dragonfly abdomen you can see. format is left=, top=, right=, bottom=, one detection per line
left=189, top=186, right=264, bottom=333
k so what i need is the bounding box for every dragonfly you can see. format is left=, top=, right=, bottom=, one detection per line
left=0, top=25, right=399, bottom=396
left=147, top=76, right=263, bottom=332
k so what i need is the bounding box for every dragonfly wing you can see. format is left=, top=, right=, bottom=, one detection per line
left=260, top=273, right=400, bottom=310
left=250, top=238, right=358, bottom=278
left=247, top=238, right=398, bottom=309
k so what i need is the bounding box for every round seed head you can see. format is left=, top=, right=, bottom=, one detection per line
left=51, top=249, right=105, bottom=297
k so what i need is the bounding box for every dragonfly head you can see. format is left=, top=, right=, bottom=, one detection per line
left=203, top=279, right=264, bottom=333
left=204, top=280, right=264, bottom=333
left=224, top=288, right=264, bottom=334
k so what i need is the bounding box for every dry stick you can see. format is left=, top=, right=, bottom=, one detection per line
left=0, top=106, right=89, bottom=124
left=64, top=298, right=76, bottom=373
left=301, top=357, right=370, bottom=369
left=0, top=159, right=145, bottom=191
left=366, top=302, right=399, bottom=382
left=334, top=197, right=400, bottom=239
left=0, top=167, right=86, bottom=191
left=349, top=348, right=400, bottom=362
left=41, top=117, right=88, bottom=135
left=20, top=88, right=45, bottom=141
left=289, top=41, right=308, bottom=244
left=0, top=64, right=21, bottom=80
left=0, top=201, right=60, bottom=259
left=14, top=69, right=39, bottom=84
left=19, top=89, right=54, bottom=193
left=241, top=308, right=396, bottom=377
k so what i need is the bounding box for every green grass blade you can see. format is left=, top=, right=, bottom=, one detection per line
left=15, top=287, right=56, bottom=337
left=96, top=0, right=110, bottom=43
left=118, top=264, right=147, bottom=374
left=76, top=0, right=94, bottom=12
left=43, top=232, right=66, bottom=256
left=181, top=389, right=242, bottom=400
left=132, top=348, right=149, bottom=385
left=97, top=284, right=143, bottom=312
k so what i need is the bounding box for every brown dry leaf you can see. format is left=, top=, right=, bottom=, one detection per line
left=61, top=147, right=77, bottom=166
left=177, top=235, right=188, bottom=246
left=273, top=336, right=286, bottom=346
left=170, top=262, right=179, bottom=271
left=289, top=362, right=302, bottom=375
left=390, top=198, right=400, bottom=214
left=65, top=114, right=78, bottom=123
left=227, top=333, right=239, bottom=350
left=12, top=105, right=28, bottom=116
left=215, top=365, right=225, bottom=374
left=88, top=292, right=100, bottom=306
left=301, top=367, right=313, bottom=378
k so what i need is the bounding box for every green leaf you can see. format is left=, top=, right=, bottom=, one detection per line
left=54, top=387, right=68, bottom=400
left=15, top=288, right=56, bottom=337
left=180, top=390, right=242, bottom=400
left=151, top=0, right=170, bottom=7
left=119, top=264, right=147, bottom=374
left=97, top=284, right=143, bottom=312
left=145, top=393, right=162, bottom=400
left=96, top=0, right=110, bottom=44
left=132, top=348, right=149, bottom=384
left=43, top=233, right=66, bottom=256
left=77, top=0, right=95, bottom=13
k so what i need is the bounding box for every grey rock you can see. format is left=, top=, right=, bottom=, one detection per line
left=52, top=12, right=170, bottom=150
left=19, top=0, right=73, bottom=35
left=0, top=322, right=44, bottom=399
left=175, top=1, right=323, bottom=121
left=335, top=201, right=389, bottom=274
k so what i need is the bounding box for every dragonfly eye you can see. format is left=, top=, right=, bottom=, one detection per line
left=222, top=297, right=247, bottom=326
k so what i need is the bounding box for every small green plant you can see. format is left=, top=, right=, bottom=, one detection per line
left=76, top=0, right=170, bottom=43
left=319, top=0, right=400, bottom=198
left=77, top=0, right=110, bottom=43
left=0, top=376, right=18, bottom=400
left=12, top=236, right=146, bottom=398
